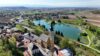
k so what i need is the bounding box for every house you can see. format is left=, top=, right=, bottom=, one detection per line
left=39, top=34, right=54, bottom=49
left=32, top=45, right=44, bottom=56
left=15, top=16, right=24, bottom=24
left=23, top=32, right=41, bottom=43
left=16, top=34, right=33, bottom=56
left=54, top=48, right=73, bottom=56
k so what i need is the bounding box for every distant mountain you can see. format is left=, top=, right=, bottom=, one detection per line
left=0, top=5, right=53, bottom=10
left=0, top=6, right=30, bottom=10
left=0, top=6, right=99, bottom=11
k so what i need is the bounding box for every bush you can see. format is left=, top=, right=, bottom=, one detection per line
left=34, top=26, right=43, bottom=36
left=34, top=29, right=42, bottom=36
left=59, top=38, right=70, bottom=48
left=80, top=33, right=88, bottom=36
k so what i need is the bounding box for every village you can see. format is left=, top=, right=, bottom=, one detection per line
left=0, top=7, right=100, bottom=56
left=0, top=13, right=73, bottom=56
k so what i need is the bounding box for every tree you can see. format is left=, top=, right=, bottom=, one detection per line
left=50, top=21, right=56, bottom=31
left=80, top=33, right=88, bottom=36
left=63, top=16, right=69, bottom=19
left=42, top=25, right=45, bottom=29
left=54, top=35, right=61, bottom=45
left=59, top=39, right=70, bottom=48
left=60, top=32, right=64, bottom=37
left=23, top=19, right=34, bottom=27
left=24, top=28, right=28, bottom=33
left=77, top=38, right=80, bottom=42
left=81, top=22, right=87, bottom=25
left=34, top=28, right=43, bottom=36
left=70, top=13, right=75, bottom=15
left=28, top=19, right=33, bottom=26
left=47, top=38, right=51, bottom=49
left=81, top=16, right=87, bottom=19
left=58, top=20, right=61, bottom=23
left=89, top=26, right=96, bottom=33
left=16, top=24, right=24, bottom=32
left=55, top=31, right=60, bottom=35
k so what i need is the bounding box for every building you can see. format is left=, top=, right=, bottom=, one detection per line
left=54, top=48, right=73, bottom=56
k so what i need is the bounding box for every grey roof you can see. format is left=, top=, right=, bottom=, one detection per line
left=23, top=33, right=39, bottom=41
left=23, top=33, right=50, bottom=42
left=11, top=27, right=19, bottom=31
left=39, top=34, right=49, bottom=42
left=4, top=26, right=10, bottom=29
left=33, top=35, right=39, bottom=40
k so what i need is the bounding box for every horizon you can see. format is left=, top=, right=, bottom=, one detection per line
left=0, top=0, right=100, bottom=7
left=0, top=5, right=99, bottom=8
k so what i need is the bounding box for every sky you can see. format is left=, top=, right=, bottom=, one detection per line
left=0, top=0, right=99, bottom=7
